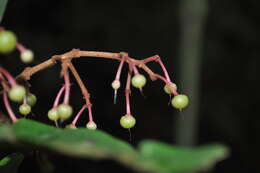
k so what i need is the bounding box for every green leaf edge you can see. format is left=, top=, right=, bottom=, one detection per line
left=0, top=0, right=8, bottom=24
left=0, top=119, right=229, bottom=173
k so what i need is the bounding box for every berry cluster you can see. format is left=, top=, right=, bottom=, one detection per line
left=111, top=54, right=189, bottom=129
left=0, top=67, right=37, bottom=122
left=0, top=28, right=34, bottom=63
left=0, top=48, right=189, bottom=131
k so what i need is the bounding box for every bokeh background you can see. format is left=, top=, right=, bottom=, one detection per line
left=0, top=0, right=259, bottom=172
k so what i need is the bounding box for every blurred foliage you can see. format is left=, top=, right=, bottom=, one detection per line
left=0, top=153, right=24, bottom=173
left=0, top=119, right=229, bottom=173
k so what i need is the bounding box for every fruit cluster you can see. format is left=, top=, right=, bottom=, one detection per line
left=111, top=55, right=189, bottom=129
left=0, top=40, right=189, bottom=131
left=0, top=28, right=34, bottom=63
left=0, top=67, right=36, bottom=122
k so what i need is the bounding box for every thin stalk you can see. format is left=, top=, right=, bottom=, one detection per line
left=3, top=91, right=17, bottom=122
left=125, top=72, right=132, bottom=115
left=53, top=85, right=65, bottom=108
left=0, top=67, right=17, bottom=86
left=63, top=71, right=70, bottom=104
left=71, top=105, right=87, bottom=126
left=87, top=105, right=93, bottom=122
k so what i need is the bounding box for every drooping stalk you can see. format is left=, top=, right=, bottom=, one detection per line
left=125, top=72, right=132, bottom=115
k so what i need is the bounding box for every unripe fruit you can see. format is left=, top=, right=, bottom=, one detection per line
left=19, top=104, right=31, bottom=115
left=120, top=114, right=136, bottom=129
left=131, top=74, right=146, bottom=88
left=111, top=80, right=120, bottom=90
left=57, top=104, right=73, bottom=120
left=171, top=94, right=189, bottom=109
left=8, top=85, right=26, bottom=102
left=20, top=49, right=34, bottom=63
left=86, top=121, right=97, bottom=130
left=164, top=83, right=177, bottom=94
left=48, top=108, right=59, bottom=121
left=26, top=94, right=37, bottom=106
left=66, top=124, right=77, bottom=129
left=0, top=30, right=17, bottom=54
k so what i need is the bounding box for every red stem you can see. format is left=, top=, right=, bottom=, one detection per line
left=157, top=58, right=171, bottom=82
left=3, top=91, right=17, bottom=122
left=0, top=67, right=17, bottom=86
left=143, top=55, right=171, bottom=82
left=87, top=105, right=93, bottom=122
left=127, top=59, right=139, bottom=75
left=23, top=97, right=27, bottom=104
left=154, top=74, right=179, bottom=95
left=125, top=72, right=132, bottom=114
left=63, top=71, right=70, bottom=104
left=71, top=105, right=87, bottom=126
left=16, top=43, right=26, bottom=52
left=142, top=55, right=160, bottom=63
left=115, top=56, right=126, bottom=80
left=53, top=85, right=65, bottom=108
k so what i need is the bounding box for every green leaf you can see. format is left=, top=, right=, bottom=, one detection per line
left=0, top=0, right=8, bottom=24
left=137, top=140, right=229, bottom=173
left=0, top=153, right=24, bottom=173
left=0, top=119, right=229, bottom=173
left=0, top=119, right=138, bottom=164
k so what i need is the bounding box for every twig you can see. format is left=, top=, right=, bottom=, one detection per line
left=17, top=49, right=159, bottom=81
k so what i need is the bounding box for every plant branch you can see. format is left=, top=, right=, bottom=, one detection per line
left=67, top=62, right=91, bottom=106
left=17, top=49, right=159, bottom=81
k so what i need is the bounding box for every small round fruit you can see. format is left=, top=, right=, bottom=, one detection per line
left=131, top=74, right=146, bottom=88
left=19, top=104, right=31, bottom=115
left=120, top=114, right=136, bottom=129
left=164, top=83, right=177, bottom=94
left=111, top=80, right=120, bottom=90
left=26, top=94, right=37, bottom=106
left=66, top=124, right=77, bottom=129
left=0, top=30, right=17, bottom=54
left=171, top=94, right=189, bottom=109
left=57, top=104, right=73, bottom=120
left=48, top=108, right=59, bottom=121
left=20, top=49, right=34, bottom=63
left=8, top=85, right=26, bottom=102
left=86, top=121, right=97, bottom=130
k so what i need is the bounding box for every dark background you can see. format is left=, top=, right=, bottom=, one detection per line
left=0, top=0, right=259, bottom=173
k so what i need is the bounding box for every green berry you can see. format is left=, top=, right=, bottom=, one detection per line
left=66, top=124, right=77, bottom=129
left=120, top=114, right=136, bottom=129
left=26, top=94, right=37, bottom=106
left=48, top=108, right=59, bottom=121
left=57, top=104, right=73, bottom=120
left=111, top=80, right=120, bottom=90
left=86, top=121, right=97, bottom=130
left=20, top=49, right=34, bottom=63
left=131, top=74, right=146, bottom=88
left=0, top=30, right=17, bottom=54
left=171, top=94, right=189, bottom=109
left=164, top=83, right=177, bottom=94
left=8, top=85, right=26, bottom=102
left=19, top=104, right=31, bottom=115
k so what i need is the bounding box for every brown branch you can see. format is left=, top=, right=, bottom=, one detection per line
left=67, top=62, right=91, bottom=106
left=16, top=49, right=158, bottom=81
